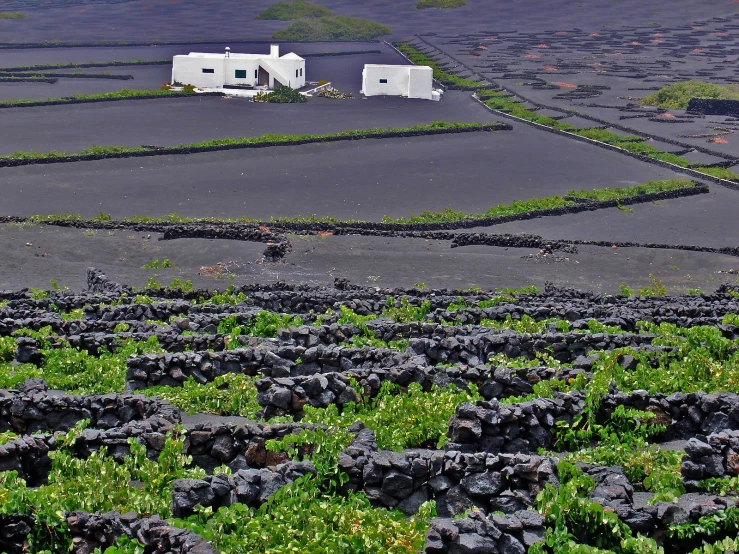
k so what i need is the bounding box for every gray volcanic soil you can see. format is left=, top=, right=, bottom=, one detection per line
left=1, top=1, right=738, bottom=294
left=1, top=224, right=736, bottom=293
left=0, top=0, right=736, bottom=44
left=422, top=15, right=739, bottom=160
left=0, top=90, right=495, bottom=155
left=483, top=185, right=739, bottom=250
left=0, top=129, right=683, bottom=220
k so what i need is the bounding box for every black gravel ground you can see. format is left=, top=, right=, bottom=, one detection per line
left=0, top=91, right=494, bottom=155
left=0, top=0, right=737, bottom=294
left=484, top=185, right=739, bottom=250
left=0, top=129, right=684, bottom=220
left=0, top=0, right=735, bottom=44
left=422, top=14, right=739, bottom=160
left=1, top=224, right=736, bottom=293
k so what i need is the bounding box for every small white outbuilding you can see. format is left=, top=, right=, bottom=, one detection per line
left=171, top=45, right=305, bottom=90
left=361, top=64, right=434, bottom=100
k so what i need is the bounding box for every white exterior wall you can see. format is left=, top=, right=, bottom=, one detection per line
left=407, top=66, right=433, bottom=100
left=172, top=51, right=305, bottom=89
left=362, top=65, right=410, bottom=97
left=172, top=55, right=225, bottom=88
left=361, top=65, right=433, bottom=99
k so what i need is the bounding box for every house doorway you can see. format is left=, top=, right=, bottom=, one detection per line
left=258, top=66, right=270, bottom=87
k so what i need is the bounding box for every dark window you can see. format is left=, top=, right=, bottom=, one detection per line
left=379, top=78, right=388, bottom=84
left=202, top=68, right=215, bottom=74
left=296, top=69, right=299, bottom=78
left=235, top=70, right=246, bottom=79
left=255, top=69, right=258, bottom=78
left=300, top=68, right=303, bottom=76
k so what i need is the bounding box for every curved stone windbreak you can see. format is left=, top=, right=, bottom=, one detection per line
left=125, top=343, right=402, bottom=392
left=0, top=387, right=179, bottom=435
left=339, top=428, right=558, bottom=517
left=184, top=420, right=311, bottom=474
left=0, top=387, right=312, bottom=484
left=687, top=98, right=739, bottom=117
left=66, top=511, right=218, bottom=554
left=447, top=390, right=739, bottom=455
left=422, top=510, right=545, bottom=554
left=0, top=417, right=176, bottom=486
left=0, top=515, right=34, bottom=554
left=682, top=430, right=739, bottom=489
left=171, top=461, right=316, bottom=518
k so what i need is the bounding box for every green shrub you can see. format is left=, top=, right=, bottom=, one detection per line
left=286, top=381, right=482, bottom=451
left=0, top=88, right=194, bottom=109
left=641, top=80, right=739, bottom=110
left=532, top=462, right=663, bottom=554
left=566, top=179, right=694, bottom=202
left=0, top=424, right=203, bottom=553
left=0, top=336, right=163, bottom=394
left=416, top=0, right=466, bottom=8
left=0, top=12, right=25, bottom=19
left=256, top=1, right=332, bottom=20
left=172, top=476, right=433, bottom=554
left=396, top=43, right=486, bottom=89
left=144, top=374, right=260, bottom=417
left=265, top=85, right=308, bottom=103
left=274, top=15, right=391, bottom=41
left=0, top=336, right=15, bottom=363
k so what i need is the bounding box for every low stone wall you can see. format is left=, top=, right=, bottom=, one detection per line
left=0, top=515, right=34, bottom=554
left=422, top=510, right=544, bottom=554
left=171, top=461, right=316, bottom=518
left=0, top=387, right=179, bottom=435
left=682, top=430, right=739, bottom=489
left=254, top=365, right=588, bottom=418
left=338, top=428, right=558, bottom=517
left=0, top=417, right=175, bottom=485
left=581, top=463, right=736, bottom=536
left=407, top=329, right=662, bottom=364
left=184, top=420, right=310, bottom=474
left=687, top=98, right=739, bottom=117
left=125, top=343, right=401, bottom=391
left=66, top=511, right=218, bottom=554
left=446, top=393, right=584, bottom=454
left=447, top=390, right=739, bottom=454
left=0, top=392, right=311, bottom=483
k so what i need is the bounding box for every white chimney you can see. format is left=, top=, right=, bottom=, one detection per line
left=225, top=46, right=230, bottom=58
left=270, top=44, right=279, bottom=58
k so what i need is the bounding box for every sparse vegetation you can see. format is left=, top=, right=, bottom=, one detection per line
left=416, top=0, right=466, bottom=8
left=255, top=1, right=332, bottom=20
left=0, top=12, right=25, bottom=19
left=273, top=15, right=392, bottom=41
left=0, top=121, right=502, bottom=164
left=566, top=179, right=694, bottom=201
left=641, top=80, right=739, bottom=110
left=253, top=84, right=307, bottom=103
left=0, top=88, right=196, bottom=109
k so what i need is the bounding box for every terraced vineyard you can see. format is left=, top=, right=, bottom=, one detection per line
left=0, top=268, right=737, bottom=553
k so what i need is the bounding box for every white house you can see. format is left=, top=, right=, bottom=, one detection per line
left=361, top=64, right=434, bottom=100
left=172, top=45, right=305, bottom=90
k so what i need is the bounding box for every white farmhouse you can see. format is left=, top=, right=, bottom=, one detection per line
left=361, top=64, right=434, bottom=100
left=172, top=45, right=305, bottom=90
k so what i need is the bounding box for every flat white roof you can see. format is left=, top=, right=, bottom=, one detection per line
left=364, top=64, right=431, bottom=69
left=176, top=52, right=304, bottom=61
